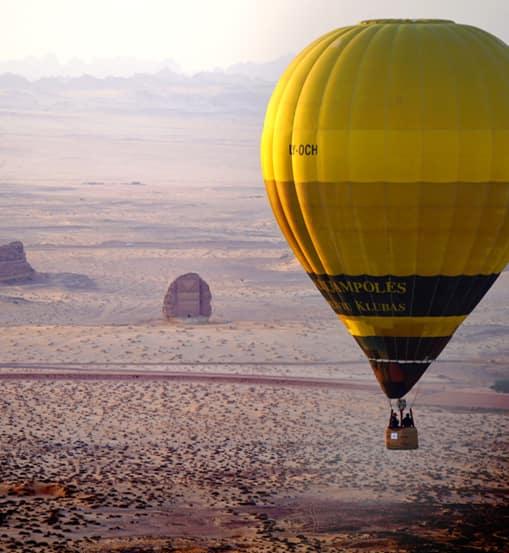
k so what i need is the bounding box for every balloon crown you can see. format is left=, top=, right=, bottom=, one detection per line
left=360, top=19, right=454, bottom=25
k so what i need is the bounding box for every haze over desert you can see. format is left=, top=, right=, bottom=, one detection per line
left=1, top=3, right=509, bottom=551
left=0, top=96, right=506, bottom=552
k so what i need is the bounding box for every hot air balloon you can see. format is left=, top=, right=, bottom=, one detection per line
left=261, top=19, right=509, bottom=448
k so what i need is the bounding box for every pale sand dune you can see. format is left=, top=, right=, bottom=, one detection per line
left=0, top=320, right=507, bottom=387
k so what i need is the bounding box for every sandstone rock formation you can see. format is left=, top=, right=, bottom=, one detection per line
left=0, top=241, right=35, bottom=283
left=2, top=481, right=68, bottom=498
left=163, top=273, right=212, bottom=321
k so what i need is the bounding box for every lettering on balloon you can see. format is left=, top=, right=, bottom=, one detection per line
left=309, top=273, right=499, bottom=317
left=331, top=279, right=406, bottom=295
left=288, top=143, right=318, bottom=156
left=310, top=274, right=411, bottom=316
left=353, top=300, right=407, bottom=313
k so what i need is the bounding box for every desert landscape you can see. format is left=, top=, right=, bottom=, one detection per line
left=0, top=74, right=508, bottom=552
left=0, top=377, right=507, bottom=552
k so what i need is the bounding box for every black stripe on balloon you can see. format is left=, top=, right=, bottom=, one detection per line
left=368, top=360, right=430, bottom=399
left=355, top=336, right=449, bottom=398
left=353, top=336, right=451, bottom=361
left=308, top=273, right=499, bottom=317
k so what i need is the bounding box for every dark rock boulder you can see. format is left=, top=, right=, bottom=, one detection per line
left=163, top=273, right=212, bottom=321
left=0, top=241, right=35, bottom=283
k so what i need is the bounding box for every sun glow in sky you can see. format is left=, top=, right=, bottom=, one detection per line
left=2, top=0, right=508, bottom=72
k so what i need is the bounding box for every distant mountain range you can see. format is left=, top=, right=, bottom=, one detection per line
left=225, top=54, right=294, bottom=81
left=0, top=55, right=293, bottom=115
left=0, top=55, right=184, bottom=80
left=0, top=54, right=293, bottom=82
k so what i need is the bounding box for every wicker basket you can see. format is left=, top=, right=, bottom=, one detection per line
left=385, top=427, right=418, bottom=450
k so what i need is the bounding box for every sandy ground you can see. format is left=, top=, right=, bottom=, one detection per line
left=0, top=108, right=508, bottom=551
left=0, top=378, right=508, bottom=552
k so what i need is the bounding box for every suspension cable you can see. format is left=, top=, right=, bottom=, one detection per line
left=408, top=380, right=422, bottom=409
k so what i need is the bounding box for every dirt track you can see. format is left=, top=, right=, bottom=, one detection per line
left=1, top=364, right=508, bottom=410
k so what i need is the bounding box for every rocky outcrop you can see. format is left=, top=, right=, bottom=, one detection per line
left=163, top=273, right=212, bottom=321
left=1, top=481, right=69, bottom=498
left=0, top=241, right=35, bottom=283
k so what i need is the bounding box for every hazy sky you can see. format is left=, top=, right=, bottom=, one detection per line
left=2, top=0, right=508, bottom=72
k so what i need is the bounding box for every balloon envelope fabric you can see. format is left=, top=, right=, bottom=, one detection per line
left=261, top=19, right=509, bottom=399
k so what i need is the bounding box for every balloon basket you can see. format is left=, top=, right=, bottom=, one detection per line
left=385, top=427, right=419, bottom=450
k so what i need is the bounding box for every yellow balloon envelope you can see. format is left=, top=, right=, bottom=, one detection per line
left=261, top=19, right=509, bottom=398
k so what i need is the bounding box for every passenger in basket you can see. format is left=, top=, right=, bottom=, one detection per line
left=402, top=413, right=414, bottom=428
left=389, top=410, right=399, bottom=429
